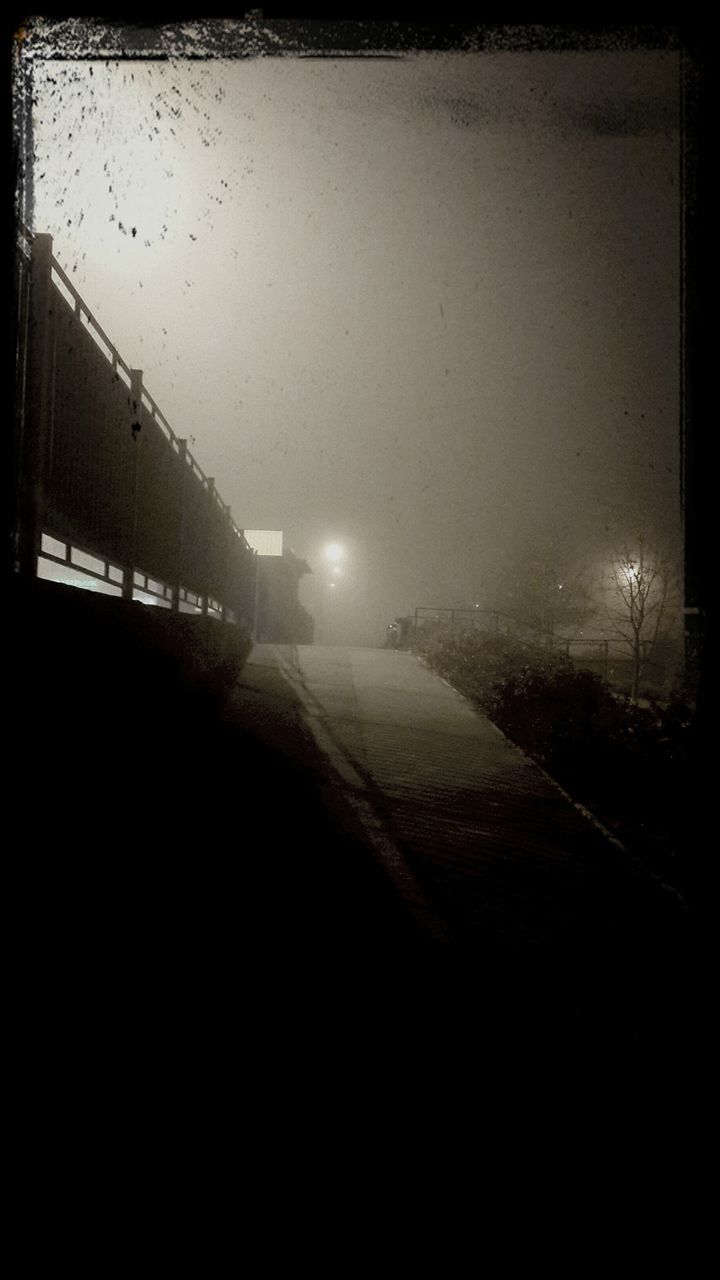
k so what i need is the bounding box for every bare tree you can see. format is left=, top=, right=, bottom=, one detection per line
left=604, top=539, right=672, bottom=699
left=487, top=529, right=595, bottom=647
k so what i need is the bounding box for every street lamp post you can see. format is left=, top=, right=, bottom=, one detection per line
left=321, top=541, right=345, bottom=639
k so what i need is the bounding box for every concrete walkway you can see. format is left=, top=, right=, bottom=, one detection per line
left=15, top=589, right=702, bottom=1070
left=249, top=646, right=681, bottom=936
left=244, top=644, right=701, bottom=1054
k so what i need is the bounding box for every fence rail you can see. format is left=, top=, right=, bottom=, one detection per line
left=412, top=607, right=623, bottom=679
left=412, top=606, right=677, bottom=688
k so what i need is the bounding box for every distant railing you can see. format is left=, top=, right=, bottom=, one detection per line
left=413, top=605, right=680, bottom=689
left=414, top=606, right=501, bottom=631
left=413, top=605, right=616, bottom=678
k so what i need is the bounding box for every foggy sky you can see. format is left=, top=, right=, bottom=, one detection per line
left=20, top=31, right=681, bottom=644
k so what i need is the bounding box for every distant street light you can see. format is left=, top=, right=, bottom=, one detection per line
left=323, top=542, right=346, bottom=603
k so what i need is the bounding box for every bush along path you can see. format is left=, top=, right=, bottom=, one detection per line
left=411, top=628, right=703, bottom=906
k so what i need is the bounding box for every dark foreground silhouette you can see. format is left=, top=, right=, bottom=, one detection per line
left=11, top=578, right=709, bottom=1081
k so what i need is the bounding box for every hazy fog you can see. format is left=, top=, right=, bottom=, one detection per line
left=21, top=33, right=681, bottom=644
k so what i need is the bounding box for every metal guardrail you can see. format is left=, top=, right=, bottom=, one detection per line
left=18, top=221, right=252, bottom=555
left=15, top=225, right=256, bottom=622
left=414, top=606, right=501, bottom=630
left=412, top=607, right=622, bottom=678
left=412, top=607, right=671, bottom=684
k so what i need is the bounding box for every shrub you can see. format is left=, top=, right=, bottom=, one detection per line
left=412, top=626, right=693, bottom=886
left=414, top=627, right=547, bottom=708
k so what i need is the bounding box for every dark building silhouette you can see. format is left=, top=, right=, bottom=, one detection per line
left=254, top=548, right=314, bottom=644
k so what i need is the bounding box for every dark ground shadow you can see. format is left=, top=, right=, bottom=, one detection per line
left=10, top=580, right=710, bottom=1095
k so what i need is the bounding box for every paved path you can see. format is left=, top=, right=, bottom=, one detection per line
left=245, top=644, right=699, bottom=1042
left=249, top=647, right=673, bottom=925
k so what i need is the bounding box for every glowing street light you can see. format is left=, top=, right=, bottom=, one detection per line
left=323, top=542, right=347, bottom=602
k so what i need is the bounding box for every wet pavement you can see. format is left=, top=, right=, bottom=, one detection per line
left=238, top=643, right=705, bottom=1055
left=248, top=646, right=685, bottom=940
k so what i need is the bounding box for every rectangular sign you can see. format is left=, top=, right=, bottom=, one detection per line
left=244, top=529, right=283, bottom=556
